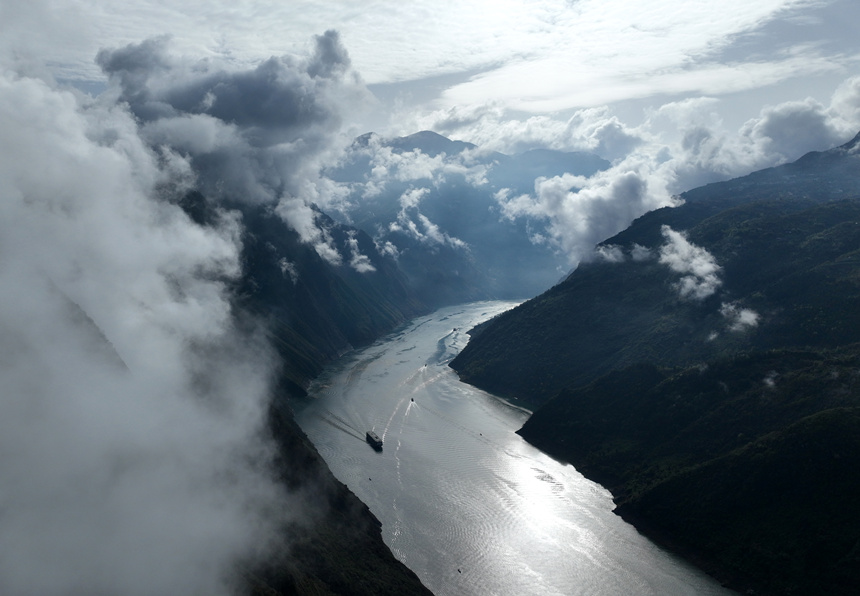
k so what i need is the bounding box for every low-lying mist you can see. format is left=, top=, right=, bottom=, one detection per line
left=0, top=65, right=289, bottom=596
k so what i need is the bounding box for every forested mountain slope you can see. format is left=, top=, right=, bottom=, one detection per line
left=519, top=348, right=860, bottom=595
left=451, top=133, right=860, bottom=404
left=450, top=133, right=860, bottom=595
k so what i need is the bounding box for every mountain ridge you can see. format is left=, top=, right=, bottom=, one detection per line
left=450, top=137, right=860, bottom=402
left=449, top=134, right=860, bottom=595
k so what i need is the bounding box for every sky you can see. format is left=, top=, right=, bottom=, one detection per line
left=6, top=0, right=860, bottom=258
left=6, top=1, right=860, bottom=129
left=1, top=1, right=859, bottom=594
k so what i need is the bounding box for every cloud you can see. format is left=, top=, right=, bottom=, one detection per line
left=0, top=58, right=285, bottom=596
left=631, top=243, right=654, bottom=261
left=344, top=134, right=489, bottom=198
left=720, top=302, right=760, bottom=331
left=14, top=0, right=858, bottom=101
left=763, top=371, right=779, bottom=388
left=434, top=1, right=844, bottom=112
left=275, top=197, right=342, bottom=266
left=741, top=97, right=848, bottom=161
left=448, top=74, right=860, bottom=270
left=346, top=230, right=377, bottom=273
left=830, top=75, right=860, bottom=127
left=646, top=84, right=860, bottom=190
left=97, top=32, right=371, bottom=264
left=496, top=159, right=678, bottom=265
left=405, top=104, right=644, bottom=158
left=279, top=257, right=300, bottom=283
left=659, top=226, right=723, bottom=300
left=420, top=76, right=860, bottom=191
left=594, top=244, right=625, bottom=263
left=389, top=187, right=468, bottom=249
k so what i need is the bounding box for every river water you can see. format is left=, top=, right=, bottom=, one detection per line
left=295, top=301, right=735, bottom=596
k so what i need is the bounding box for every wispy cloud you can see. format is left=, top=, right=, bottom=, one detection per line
left=659, top=226, right=723, bottom=299
left=389, top=187, right=468, bottom=249
left=441, top=28, right=852, bottom=112
left=13, top=1, right=856, bottom=111
left=721, top=302, right=761, bottom=331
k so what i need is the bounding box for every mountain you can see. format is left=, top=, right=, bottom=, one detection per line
left=182, top=192, right=429, bottom=396
left=326, top=131, right=610, bottom=304
left=451, top=133, right=860, bottom=403
left=180, top=192, right=433, bottom=595
left=386, top=130, right=478, bottom=156
left=518, top=349, right=860, bottom=596
left=449, top=134, right=860, bottom=595
left=176, top=131, right=606, bottom=594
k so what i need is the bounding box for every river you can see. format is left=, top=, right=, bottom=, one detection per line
left=295, top=301, right=735, bottom=596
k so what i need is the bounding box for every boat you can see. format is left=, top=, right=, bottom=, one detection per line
left=366, top=430, right=383, bottom=450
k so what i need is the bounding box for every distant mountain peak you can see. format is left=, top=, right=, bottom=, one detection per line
left=387, top=130, right=477, bottom=156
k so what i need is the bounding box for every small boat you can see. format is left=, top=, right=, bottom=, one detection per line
left=366, top=430, right=383, bottom=450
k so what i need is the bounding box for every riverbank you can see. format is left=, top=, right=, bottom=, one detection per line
left=297, top=302, right=735, bottom=596
left=516, top=351, right=860, bottom=596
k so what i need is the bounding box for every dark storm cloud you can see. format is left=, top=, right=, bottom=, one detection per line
left=97, top=31, right=352, bottom=138
left=96, top=31, right=370, bottom=264
left=307, top=29, right=352, bottom=79
left=94, top=35, right=175, bottom=120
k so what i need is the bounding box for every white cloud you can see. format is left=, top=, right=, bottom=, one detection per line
left=720, top=302, right=761, bottom=331
left=497, top=160, right=678, bottom=265
left=348, top=138, right=490, bottom=196
left=594, top=245, right=625, bottom=263
left=375, top=238, right=400, bottom=259
left=830, top=75, right=860, bottom=127
left=279, top=257, right=300, bottom=283
left=435, top=0, right=844, bottom=112
left=659, top=226, right=723, bottom=299
left=0, top=70, right=284, bottom=596
left=276, top=196, right=343, bottom=266
left=401, top=69, right=860, bottom=273
left=631, top=243, right=654, bottom=261
left=346, top=230, right=377, bottom=273
left=764, top=371, right=779, bottom=388
left=389, top=187, right=468, bottom=249
left=742, top=97, right=848, bottom=160
left=405, top=104, right=643, bottom=157
left=24, top=1, right=850, bottom=101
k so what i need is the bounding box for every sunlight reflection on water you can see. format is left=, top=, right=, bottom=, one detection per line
left=296, top=302, right=736, bottom=596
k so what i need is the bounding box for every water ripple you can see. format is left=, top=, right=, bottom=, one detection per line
left=296, top=302, right=736, bottom=596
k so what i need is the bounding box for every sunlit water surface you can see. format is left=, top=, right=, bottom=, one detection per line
left=296, top=302, right=735, bottom=596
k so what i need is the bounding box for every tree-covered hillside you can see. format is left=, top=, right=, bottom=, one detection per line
left=450, top=133, right=860, bottom=595
left=451, top=134, right=860, bottom=405
left=518, top=348, right=860, bottom=595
